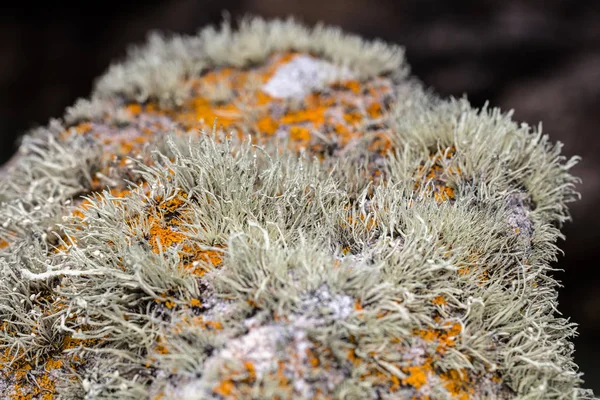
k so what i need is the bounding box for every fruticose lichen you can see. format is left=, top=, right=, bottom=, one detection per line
left=0, top=16, right=595, bottom=400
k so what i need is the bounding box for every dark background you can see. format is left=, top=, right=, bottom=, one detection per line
left=1, top=0, right=598, bottom=391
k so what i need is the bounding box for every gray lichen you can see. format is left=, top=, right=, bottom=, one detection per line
left=0, top=15, right=594, bottom=400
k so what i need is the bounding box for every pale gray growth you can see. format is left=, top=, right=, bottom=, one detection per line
left=64, top=97, right=118, bottom=125
left=212, top=325, right=287, bottom=376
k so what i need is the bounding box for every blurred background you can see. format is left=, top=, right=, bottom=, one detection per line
left=1, top=0, right=598, bottom=391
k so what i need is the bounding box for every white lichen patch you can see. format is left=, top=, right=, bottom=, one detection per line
left=289, top=284, right=354, bottom=328
left=262, top=55, right=355, bottom=99
left=215, top=325, right=286, bottom=377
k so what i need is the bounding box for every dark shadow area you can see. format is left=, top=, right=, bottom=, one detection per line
left=1, top=0, right=598, bottom=391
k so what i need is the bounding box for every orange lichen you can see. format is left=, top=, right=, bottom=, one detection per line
left=341, top=80, right=361, bottom=94
left=190, top=298, right=202, bottom=307
left=440, top=369, right=474, bottom=400
left=368, top=132, right=393, bottom=155
left=148, top=220, right=187, bottom=253
left=402, top=364, right=430, bottom=389
left=256, top=115, right=279, bottom=135
left=1, top=332, right=94, bottom=400
left=367, top=101, right=383, bottom=118
left=415, top=321, right=462, bottom=357
left=44, top=359, right=63, bottom=371
left=354, top=300, right=363, bottom=311
left=289, top=126, right=311, bottom=143
left=213, top=379, right=234, bottom=396
left=155, top=344, right=169, bottom=355
left=281, top=107, right=327, bottom=126
left=342, top=210, right=378, bottom=232
left=164, top=300, right=177, bottom=309
left=71, top=198, right=94, bottom=219
left=347, top=348, right=361, bottom=366
left=126, top=103, right=142, bottom=115
left=243, top=361, right=256, bottom=381
left=432, top=296, right=447, bottom=306
left=306, top=348, right=320, bottom=368
left=446, top=322, right=462, bottom=337
left=75, top=122, right=93, bottom=134
left=415, top=146, right=458, bottom=204
left=169, top=315, right=224, bottom=335
left=180, top=97, right=241, bottom=129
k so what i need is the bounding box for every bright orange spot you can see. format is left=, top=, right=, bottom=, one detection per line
left=440, top=369, right=473, bottom=399
left=402, top=365, right=429, bottom=389
left=126, top=103, right=142, bottom=115
left=164, top=300, right=176, bottom=309
left=256, top=115, right=279, bottom=135
left=190, top=298, right=202, bottom=307
left=342, top=80, right=361, bottom=94
left=354, top=300, right=363, bottom=311
left=432, top=296, right=447, bottom=306
left=213, top=380, right=234, bottom=396
left=289, top=126, right=311, bottom=142
left=367, top=101, right=383, bottom=118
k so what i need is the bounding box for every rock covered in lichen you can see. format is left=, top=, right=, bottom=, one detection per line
left=0, top=16, right=595, bottom=400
